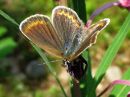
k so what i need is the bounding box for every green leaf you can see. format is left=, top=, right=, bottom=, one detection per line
left=0, top=70, right=12, bottom=77
left=0, top=10, right=19, bottom=26
left=110, top=69, right=130, bottom=97
left=70, top=1, right=94, bottom=97
left=89, top=13, right=130, bottom=97
left=80, top=51, right=95, bottom=97
left=0, top=37, right=17, bottom=58
left=95, top=13, right=130, bottom=85
left=0, top=26, right=7, bottom=37
left=72, top=0, right=87, bottom=23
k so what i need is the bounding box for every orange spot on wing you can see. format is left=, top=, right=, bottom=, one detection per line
left=97, top=21, right=107, bottom=30
left=57, top=10, right=80, bottom=27
left=24, top=21, right=46, bottom=32
left=99, top=21, right=106, bottom=27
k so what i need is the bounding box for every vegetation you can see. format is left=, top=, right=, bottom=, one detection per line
left=0, top=0, right=130, bottom=97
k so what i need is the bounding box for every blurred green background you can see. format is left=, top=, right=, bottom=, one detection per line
left=0, top=0, right=129, bottom=97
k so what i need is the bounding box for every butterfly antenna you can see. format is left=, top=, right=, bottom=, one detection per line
left=42, top=59, right=63, bottom=65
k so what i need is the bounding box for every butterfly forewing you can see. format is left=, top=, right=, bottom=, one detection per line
left=69, top=18, right=110, bottom=60
left=52, top=6, right=84, bottom=57
left=19, top=14, right=63, bottom=58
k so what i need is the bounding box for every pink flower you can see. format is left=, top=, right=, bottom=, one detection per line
left=127, top=92, right=130, bottom=97
left=119, top=0, right=130, bottom=7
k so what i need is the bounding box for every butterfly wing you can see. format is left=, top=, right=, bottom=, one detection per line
left=52, top=6, right=84, bottom=57
left=19, top=14, right=63, bottom=58
left=69, top=18, right=110, bottom=61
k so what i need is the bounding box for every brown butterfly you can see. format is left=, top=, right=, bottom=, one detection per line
left=19, top=6, right=110, bottom=81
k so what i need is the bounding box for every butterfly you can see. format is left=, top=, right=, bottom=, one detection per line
left=19, top=6, right=110, bottom=81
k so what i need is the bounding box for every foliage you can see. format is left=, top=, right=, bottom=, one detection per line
left=0, top=0, right=130, bottom=97
left=0, top=26, right=17, bottom=59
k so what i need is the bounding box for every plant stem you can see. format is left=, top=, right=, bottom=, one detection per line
left=72, top=0, right=87, bottom=23
left=86, top=2, right=119, bottom=27
left=0, top=10, right=19, bottom=26
left=32, top=43, right=68, bottom=97
left=72, top=80, right=82, bottom=97
left=97, top=80, right=130, bottom=97
left=70, top=0, right=94, bottom=97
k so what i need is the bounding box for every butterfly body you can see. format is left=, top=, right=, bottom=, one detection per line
left=64, top=55, right=88, bottom=81
left=19, top=6, right=110, bottom=81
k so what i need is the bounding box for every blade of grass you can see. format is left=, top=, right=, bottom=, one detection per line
left=32, top=43, right=68, bottom=97
left=95, top=13, right=130, bottom=86
left=0, top=10, right=19, bottom=26
left=0, top=10, right=68, bottom=97
left=81, top=51, right=95, bottom=97
left=89, top=13, right=130, bottom=97
left=72, top=0, right=87, bottom=23
left=110, top=69, right=130, bottom=97
left=69, top=0, right=95, bottom=97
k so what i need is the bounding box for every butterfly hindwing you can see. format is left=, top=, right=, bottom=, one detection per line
left=70, top=18, right=110, bottom=60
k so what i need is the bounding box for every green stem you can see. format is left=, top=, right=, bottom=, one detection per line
left=69, top=0, right=95, bottom=97
left=0, top=10, right=19, bottom=26
left=32, top=43, right=68, bottom=97
left=71, top=0, right=87, bottom=23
